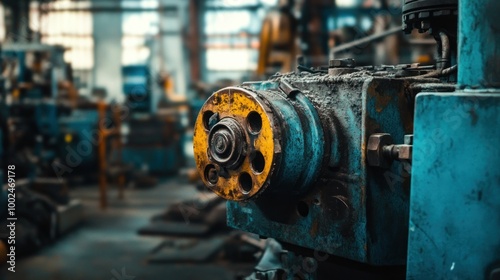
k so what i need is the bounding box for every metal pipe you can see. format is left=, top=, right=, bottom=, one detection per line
left=438, top=31, right=450, bottom=70
left=331, top=26, right=402, bottom=54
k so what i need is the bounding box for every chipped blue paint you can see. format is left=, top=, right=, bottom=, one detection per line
left=228, top=74, right=413, bottom=265
left=408, top=1, right=500, bottom=277
left=458, top=0, right=500, bottom=88
left=407, top=92, right=500, bottom=279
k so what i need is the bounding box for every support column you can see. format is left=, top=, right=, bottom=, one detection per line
left=92, top=0, right=123, bottom=101
left=158, top=0, right=189, bottom=98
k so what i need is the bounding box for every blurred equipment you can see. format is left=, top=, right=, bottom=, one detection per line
left=193, top=0, right=500, bottom=279
left=0, top=43, right=84, bottom=255
left=1, top=44, right=73, bottom=179
left=121, top=65, right=185, bottom=178
left=256, top=1, right=298, bottom=77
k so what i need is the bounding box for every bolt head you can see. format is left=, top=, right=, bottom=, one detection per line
left=367, top=133, right=393, bottom=168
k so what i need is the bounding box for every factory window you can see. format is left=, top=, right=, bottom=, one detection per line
left=121, top=11, right=159, bottom=66
left=0, top=4, right=5, bottom=40
left=33, top=1, right=94, bottom=70
left=203, top=0, right=277, bottom=80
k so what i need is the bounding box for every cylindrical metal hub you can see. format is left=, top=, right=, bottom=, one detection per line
left=208, top=118, right=246, bottom=169
left=193, top=86, right=325, bottom=201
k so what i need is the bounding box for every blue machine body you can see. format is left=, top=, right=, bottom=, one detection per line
left=122, top=65, right=150, bottom=112
left=36, top=102, right=60, bottom=137
left=407, top=92, right=500, bottom=279
left=407, top=0, right=500, bottom=278
left=122, top=146, right=181, bottom=174
left=225, top=75, right=414, bottom=265
left=58, top=109, right=100, bottom=169
left=457, top=0, right=500, bottom=89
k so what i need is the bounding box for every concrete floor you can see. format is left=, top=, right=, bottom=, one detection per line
left=3, top=177, right=254, bottom=280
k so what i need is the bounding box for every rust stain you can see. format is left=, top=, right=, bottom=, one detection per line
left=367, top=83, right=393, bottom=113
left=309, top=219, right=319, bottom=237
left=360, top=185, right=366, bottom=206
left=469, top=108, right=478, bottom=126
left=375, top=94, right=392, bottom=113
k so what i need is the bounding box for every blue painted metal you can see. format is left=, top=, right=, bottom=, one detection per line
left=58, top=109, right=100, bottom=169
left=35, top=102, right=60, bottom=137
left=122, top=146, right=182, bottom=174
left=407, top=0, right=500, bottom=278
left=458, top=0, right=500, bottom=89
left=247, top=82, right=325, bottom=195
left=407, top=92, right=500, bottom=279
left=227, top=74, right=413, bottom=265
left=122, top=65, right=150, bottom=112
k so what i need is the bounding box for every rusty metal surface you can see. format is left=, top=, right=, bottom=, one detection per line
left=194, top=69, right=437, bottom=265
left=408, top=92, right=500, bottom=279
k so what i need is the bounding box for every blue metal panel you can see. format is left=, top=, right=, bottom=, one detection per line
left=122, top=146, right=181, bottom=174
left=58, top=109, right=100, bottom=167
left=122, top=65, right=150, bottom=112
left=122, top=65, right=149, bottom=95
left=407, top=92, right=500, bottom=279
left=35, top=103, right=59, bottom=137
left=458, top=0, right=500, bottom=88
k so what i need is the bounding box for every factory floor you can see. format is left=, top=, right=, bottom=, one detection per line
left=4, top=176, right=254, bottom=280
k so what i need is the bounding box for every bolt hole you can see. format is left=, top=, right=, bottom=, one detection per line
left=202, top=111, right=214, bottom=130
left=239, top=172, right=253, bottom=193
left=247, top=111, right=262, bottom=134
left=251, top=151, right=265, bottom=173
left=313, top=198, right=320, bottom=205
left=297, top=201, right=309, bottom=217
left=204, top=164, right=218, bottom=185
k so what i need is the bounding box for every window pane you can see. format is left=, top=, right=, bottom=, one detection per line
left=206, top=49, right=257, bottom=71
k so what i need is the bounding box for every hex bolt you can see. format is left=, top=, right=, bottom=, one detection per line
left=367, top=133, right=394, bottom=168
left=367, top=133, right=413, bottom=168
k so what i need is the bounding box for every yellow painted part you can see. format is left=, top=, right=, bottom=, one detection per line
left=0, top=241, right=7, bottom=263
left=65, top=134, right=73, bottom=143
left=13, top=89, right=20, bottom=100
left=193, top=87, right=276, bottom=201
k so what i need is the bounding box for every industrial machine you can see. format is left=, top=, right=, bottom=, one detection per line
left=0, top=43, right=85, bottom=257
left=121, top=64, right=185, bottom=176
left=193, top=0, right=500, bottom=279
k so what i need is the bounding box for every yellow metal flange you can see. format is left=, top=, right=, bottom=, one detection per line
left=193, top=87, right=277, bottom=201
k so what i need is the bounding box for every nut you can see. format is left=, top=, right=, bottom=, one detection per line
left=367, top=133, right=393, bottom=168
left=404, top=134, right=413, bottom=145
left=397, top=145, right=412, bottom=161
